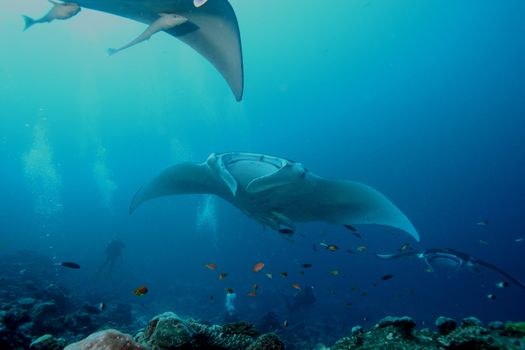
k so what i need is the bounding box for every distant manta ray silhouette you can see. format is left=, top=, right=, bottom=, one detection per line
left=376, top=247, right=525, bottom=290
left=130, top=152, right=419, bottom=241
left=75, top=0, right=244, bottom=101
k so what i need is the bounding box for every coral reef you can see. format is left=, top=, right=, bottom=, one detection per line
left=64, top=329, right=146, bottom=350
left=29, top=334, right=66, bottom=350
left=0, top=251, right=144, bottom=349
left=246, top=333, right=284, bottom=350
left=137, top=312, right=195, bottom=349
left=2, top=251, right=525, bottom=350
left=503, top=321, right=525, bottom=336
left=256, top=312, right=281, bottom=333
left=331, top=315, right=525, bottom=350
left=135, top=312, right=281, bottom=350
left=435, top=316, right=457, bottom=335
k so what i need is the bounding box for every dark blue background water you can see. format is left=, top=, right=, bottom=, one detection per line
left=1, top=0, right=524, bottom=344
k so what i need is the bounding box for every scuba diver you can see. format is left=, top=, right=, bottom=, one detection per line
left=279, top=285, right=316, bottom=312
left=375, top=247, right=525, bottom=290
left=97, top=239, right=125, bottom=275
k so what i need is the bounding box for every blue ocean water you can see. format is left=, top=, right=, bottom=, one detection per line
left=1, top=0, right=524, bottom=346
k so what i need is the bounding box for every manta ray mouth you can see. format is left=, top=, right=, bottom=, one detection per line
left=219, top=153, right=289, bottom=190
left=222, top=153, right=287, bottom=170
left=427, top=256, right=463, bottom=270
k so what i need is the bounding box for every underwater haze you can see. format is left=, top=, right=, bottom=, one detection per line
left=1, top=0, right=525, bottom=347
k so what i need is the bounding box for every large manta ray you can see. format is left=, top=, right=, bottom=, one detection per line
left=376, top=248, right=525, bottom=290
left=130, top=152, right=419, bottom=241
left=75, top=0, right=243, bottom=100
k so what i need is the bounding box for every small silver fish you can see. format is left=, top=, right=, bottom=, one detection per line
left=515, top=238, right=524, bottom=243
left=496, top=281, right=509, bottom=289
left=487, top=293, right=496, bottom=300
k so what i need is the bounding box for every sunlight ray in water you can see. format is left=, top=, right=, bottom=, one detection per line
left=22, top=120, right=63, bottom=219
left=93, top=141, right=117, bottom=210
left=196, top=195, right=218, bottom=247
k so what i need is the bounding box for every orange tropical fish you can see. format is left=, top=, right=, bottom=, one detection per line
left=218, top=272, right=228, bottom=280
left=292, top=283, right=301, bottom=290
left=247, top=291, right=257, bottom=297
left=133, top=285, right=148, bottom=296
left=253, top=262, right=265, bottom=273
left=205, top=263, right=217, bottom=270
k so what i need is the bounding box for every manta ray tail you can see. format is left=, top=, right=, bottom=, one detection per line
left=22, top=15, right=36, bottom=31
left=473, top=259, right=525, bottom=290
left=129, top=162, right=221, bottom=214
left=314, top=179, right=419, bottom=241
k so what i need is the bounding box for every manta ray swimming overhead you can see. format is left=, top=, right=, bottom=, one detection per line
left=376, top=248, right=525, bottom=290
left=130, top=152, right=419, bottom=241
left=69, top=0, right=244, bottom=100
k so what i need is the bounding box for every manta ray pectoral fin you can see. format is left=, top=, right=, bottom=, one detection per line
left=129, top=162, right=218, bottom=214
left=313, top=179, right=419, bottom=241
left=75, top=0, right=243, bottom=101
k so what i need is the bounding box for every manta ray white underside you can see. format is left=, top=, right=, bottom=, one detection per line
left=130, top=152, right=419, bottom=241
left=76, top=0, right=244, bottom=100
